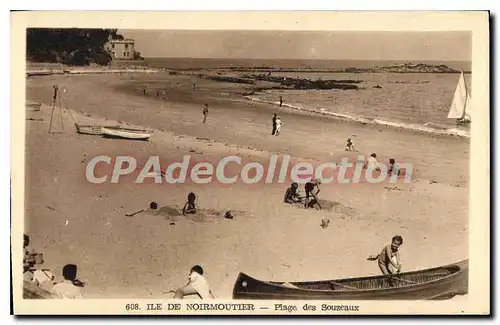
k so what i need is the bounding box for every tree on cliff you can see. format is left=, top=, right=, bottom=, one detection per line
left=26, top=28, right=124, bottom=66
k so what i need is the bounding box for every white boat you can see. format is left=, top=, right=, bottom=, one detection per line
left=101, top=126, right=151, bottom=141
left=75, top=123, right=103, bottom=135
left=447, top=71, right=472, bottom=123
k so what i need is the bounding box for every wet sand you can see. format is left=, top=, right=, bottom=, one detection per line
left=24, top=71, right=468, bottom=298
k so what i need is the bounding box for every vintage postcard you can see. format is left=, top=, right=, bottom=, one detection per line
left=11, top=11, right=490, bottom=315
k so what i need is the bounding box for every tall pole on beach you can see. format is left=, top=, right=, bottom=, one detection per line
left=48, top=85, right=58, bottom=134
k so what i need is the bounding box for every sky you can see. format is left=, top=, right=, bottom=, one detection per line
left=120, top=30, right=471, bottom=62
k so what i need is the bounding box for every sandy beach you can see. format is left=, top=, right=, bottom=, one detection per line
left=24, top=70, right=469, bottom=299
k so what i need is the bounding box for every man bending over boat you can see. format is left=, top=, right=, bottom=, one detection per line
left=368, top=236, right=403, bottom=276
left=173, top=265, right=216, bottom=299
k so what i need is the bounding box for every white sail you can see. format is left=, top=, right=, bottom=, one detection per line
left=447, top=71, right=471, bottom=119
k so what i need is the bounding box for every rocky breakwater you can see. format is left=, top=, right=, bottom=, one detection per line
left=250, top=74, right=361, bottom=90
left=344, top=63, right=460, bottom=74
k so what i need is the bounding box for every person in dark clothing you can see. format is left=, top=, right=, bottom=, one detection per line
left=203, top=104, right=209, bottom=124
left=279, top=96, right=283, bottom=107
left=284, top=182, right=302, bottom=204
left=388, top=158, right=401, bottom=176
left=304, top=179, right=322, bottom=210
left=272, top=113, right=277, bottom=135
left=183, top=192, right=197, bottom=215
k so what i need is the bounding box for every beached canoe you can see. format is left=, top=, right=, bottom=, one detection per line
left=233, top=259, right=468, bottom=300
left=101, top=126, right=151, bottom=141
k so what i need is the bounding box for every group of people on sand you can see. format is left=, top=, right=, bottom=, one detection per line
left=363, top=153, right=402, bottom=177
left=283, top=178, right=322, bottom=210
left=172, top=235, right=403, bottom=300
left=171, top=236, right=403, bottom=300
left=24, top=234, right=85, bottom=299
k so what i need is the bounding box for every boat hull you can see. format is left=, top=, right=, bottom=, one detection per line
left=233, top=260, right=468, bottom=300
left=101, top=127, right=151, bottom=141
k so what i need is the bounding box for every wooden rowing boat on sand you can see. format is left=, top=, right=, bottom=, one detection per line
left=233, top=259, right=468, bottom=300
left=75, top=124, right=103, bottom=135
left=101, top=126, right=151, bottom=141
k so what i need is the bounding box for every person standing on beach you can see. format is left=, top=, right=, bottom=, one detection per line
left=275, top=117, right=283, bottom=136
left=202, top=104, right=209, bottom=124
left=272, top=113, right=277, bottom=135
left=388, top=158, right=401, bottom=177
left=279, top=95, right=283, bottom=107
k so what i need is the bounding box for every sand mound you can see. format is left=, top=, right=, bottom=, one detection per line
left=145, top=205, right=251, bottom=223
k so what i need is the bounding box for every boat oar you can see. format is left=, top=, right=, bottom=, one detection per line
left=125, top=209, right=144, bottom=217
left=125, top=201, right=159, bottom=217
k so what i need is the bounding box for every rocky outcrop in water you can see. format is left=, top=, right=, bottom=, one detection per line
left=344, top=63, right=459, bottom=74
left=250, top=74, right=360, bottom=90
left=206, top=75, right=255, bottom=85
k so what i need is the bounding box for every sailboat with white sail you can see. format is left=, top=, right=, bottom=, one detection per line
left=447, top=70, right=471, bottom=124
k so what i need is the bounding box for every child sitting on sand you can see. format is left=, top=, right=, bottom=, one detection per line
left=284, top=182, right=302, bottom=204
left=345, top=138, right=354, bottom=151
left=368, top=236, right=403, bottom=276
left=173, top=265, right=216, bottom=299
left=182, top=192, right=197, bottom=216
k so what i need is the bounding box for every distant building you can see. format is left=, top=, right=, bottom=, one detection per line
left=105, top=38, right=136, bottom=60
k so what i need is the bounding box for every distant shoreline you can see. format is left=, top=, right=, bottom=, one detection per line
left=27, top=58, right=471, bottom=74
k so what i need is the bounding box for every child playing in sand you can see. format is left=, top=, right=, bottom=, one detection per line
left=345, top=138, right=354, bottom=151
left=284, top=182, right=302, bottom=204
left=182, top=192, right=197, bottom=216
left=173, top=265, right=216, bottom=299
left=304, top=179, right=322, bottom=210
left=368, top=236, right=403, bottom=276
left=364, top=153, right=381, bottom=171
